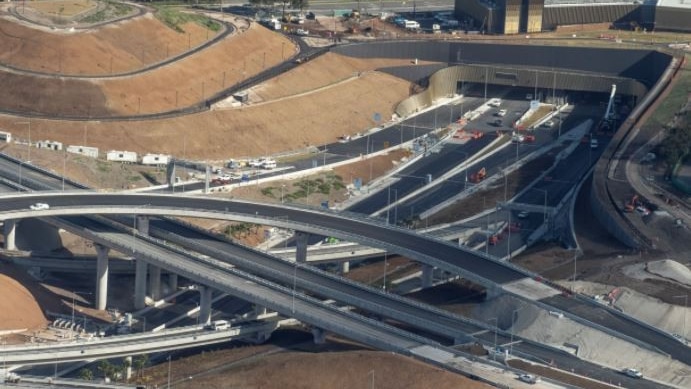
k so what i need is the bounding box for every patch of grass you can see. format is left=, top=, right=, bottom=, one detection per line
left=96, top=160, right=111, bottom=173
left=154, top=5, right=221, bottom=33
left=80, top=1, right=133, bottom=24
left=647, top=54, right=691, bottom=129
left=260, top=187, right=276, bottom=197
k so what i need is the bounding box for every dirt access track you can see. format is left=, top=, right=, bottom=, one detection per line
left=0, top=5, right=419, bottom=160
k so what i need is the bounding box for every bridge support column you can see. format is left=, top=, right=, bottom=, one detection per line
left=253, top=304, right=268, bottom=317
left=421, top=264, right=434, bottom=289
left=311, top=327, right=326, bottom=344
left=124, top=356, right=133, bottom=380
left=485, top=285, right=503, bottom=300
left=134, top=259, right=148, bottom=309
left=149, top=266, right=161, bottom=301
left=199, top=286, right=213, bottom=325
left=95, top=244, right=110, bottom=310
left=204, top=165, right=210, bottom=193
left=3, top=219, right=16, bottom=251
left=136, top=215, right=150, bottom=235
left=340, top=261, right=350, bottom=274
left=134, top=215, right=151, bottom=309
left=295, top=232, right=309, bottom=263
left=168, top=273, right=178, bottom=291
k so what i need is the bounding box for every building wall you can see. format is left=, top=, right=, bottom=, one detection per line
left=527, top=0, right=544, bottom=32
left=542, top=4, right=641, bottom=30
left=654, top=7, right=691, bottom=32
left=454, top=0, right=501, bottom=33
left=504, top=0, right=522, bottom=34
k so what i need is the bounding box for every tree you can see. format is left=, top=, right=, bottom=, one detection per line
left=78, top=368, right=93, bottom=381
left=97, top=360, right=115, bottom=380
left=133, top=354, right=149, bottom=379
left=291, top=0, right=308, bottom=13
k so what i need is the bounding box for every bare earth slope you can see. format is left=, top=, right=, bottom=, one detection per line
left=0, top=17, right=293, bottom=116
left=0, top=12, right=216, bottom=75
left=0, top=53, right=410, bottom=159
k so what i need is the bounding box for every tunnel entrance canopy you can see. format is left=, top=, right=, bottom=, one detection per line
left=392, top=64, right=646, bottom=118
left=332, top=41, right=667, bottom=119
left=333, top=41, right=672, bottom=88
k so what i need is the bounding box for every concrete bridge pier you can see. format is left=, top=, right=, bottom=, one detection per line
left=485, top=284, right=503, bottom=300
left=168, top=274, right=178, bottom=291
left=3, top=219, right=16, bottom=250
left=199, top=286, right=213, bottom=325
left=95, top=244, right=110, bottom=310
left=253, top=304, right=268, bottom=317
left=134, top=259, right=148, bottom=309
left=421, top=264, right=434, bottom=289
left=149, top=266, right=162, bottom=301
left=340, top=261, right=350, bottom=274
left=134, top=215, right=151, bottom=309
left=295, top=232, right=309, bottom=263
left=124, top=356, right=133, bottom=380
left=136, top=215, right=150, bottom=235
left=311, top=327, right=326, bottom=344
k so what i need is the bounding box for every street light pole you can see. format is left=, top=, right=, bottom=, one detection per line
left=292, top=263, right=298, bottom=314
left=489, top=317, right=498, bottom=361
left=382, top=252, right=387, bottom=292
left=386, top=186, right=391, bottom=226
left=572, top=249, right=578, bottom=291
left=167, top=355, right=172, bottom=389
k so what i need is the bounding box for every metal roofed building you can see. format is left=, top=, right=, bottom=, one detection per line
left=454, top=0, right=690, bottom=33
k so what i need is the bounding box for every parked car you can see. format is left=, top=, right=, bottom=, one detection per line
left=496, top=109, right=507, bottom=117
left=30, top=203, right=50, bottom=211
left=518, top=374, right=540, bottom=384
left=623, top=368, right=643, bottom=378
left=517, top=211, right=529, bottom=219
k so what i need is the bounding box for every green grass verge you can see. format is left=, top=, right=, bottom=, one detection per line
left=153, top=5, right=221, bottom=33
left=646, top=53, right=691, bottom=130
left=80, top=1, right=132, bottom=24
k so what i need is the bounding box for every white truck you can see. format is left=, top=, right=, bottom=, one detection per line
left=206, top=319, right=230, bottom=330
left=3, top=372, right=21, bottom=383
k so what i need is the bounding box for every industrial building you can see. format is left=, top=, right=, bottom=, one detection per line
left=453, top=0, right=691, bottom=34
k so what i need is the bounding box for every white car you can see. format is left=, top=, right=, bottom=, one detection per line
left=29, top=203, right=50, bottom=211
left=488, top=98, right=502, bottom=107
left=512, top=133, right=525, bottom=143
left=518, top=374, right=540, bottom=384
left=623, top=368, right=643, bottom=378
left=496, top=109, right=508, bottom=117
left=517, top=211, right=529, bottom=219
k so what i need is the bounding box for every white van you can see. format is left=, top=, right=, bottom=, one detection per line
left=207, top=320, right=230, bottom=330
left=404, top=20, right=420, bottom=29
left=261, top=159, right=277, bottom=169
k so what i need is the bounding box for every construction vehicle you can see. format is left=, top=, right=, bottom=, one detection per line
left=469, top=167, right=486, bottom=183
left=624, top=194, right=640, bottom=212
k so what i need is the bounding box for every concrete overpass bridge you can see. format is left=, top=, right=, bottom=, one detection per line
left=2, top=322, right=280, bottom=366
left=0, top=192, right=689, bottom=369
